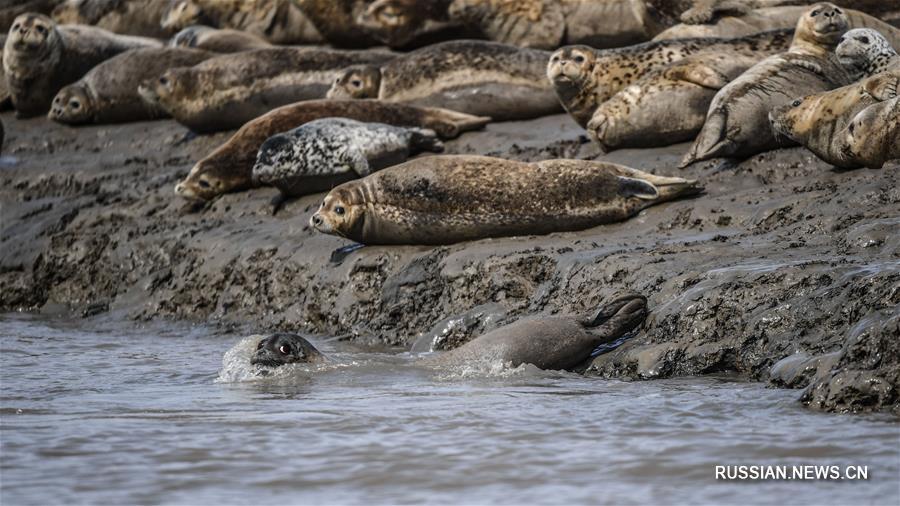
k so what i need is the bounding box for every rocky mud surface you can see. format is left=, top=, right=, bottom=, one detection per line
left=1, top=111, right=897, bottom=414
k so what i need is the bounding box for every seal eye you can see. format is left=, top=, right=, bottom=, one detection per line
left=11, top=23, right=19, bottom=31
left=334, top=205, right=345, bottom=216
left=810, top=9, right=819, bottom=16
left=351, top=79, right=362, bottom=88
left=858, top=36, right=869, bottom=44
left=791, top=99, right=802, bottom=107
left=35, top=25, right=46, bottom=34
left=279, top=344, right=290, bottom=355
left=574, top=55, right=585, bottom=64
left=198, top=179, right=211, bottom=188
left=70, top=100, right=80, bottom=110
left=159, top=76, right=169, bottom=86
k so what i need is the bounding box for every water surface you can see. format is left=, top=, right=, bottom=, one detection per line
left=1, top=314, right=898, bottom=505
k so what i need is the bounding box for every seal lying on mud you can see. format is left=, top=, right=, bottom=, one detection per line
left=310, top=155, right=703, bottom=246
left=49, top=47, right=212, bottom=125
left=588, top=53, right=761, bottom=152
left=138, top=47, right=394, bottom=133
left=834, top=96, right=900, bottom=169
left=169, top=25, right=272, bottom=53
left=51, top=0, right=171, bottom=38
left=252, top=118, right=444, bottom=199
left=3, top=13, right=161, bottom=117
left=161, top=0, right=323, bottom=45
left=175, top=100, right=488, bottom=201
left=548, top=29, right=792, bottom=128
left=681, top=3, right=854, bottom=167
left=326, top=40, right=560, bottom=121
left=250, top=294, right=648, bottom=373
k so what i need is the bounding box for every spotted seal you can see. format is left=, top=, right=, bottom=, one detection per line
left=682, top=3, right=854, bottom=167
left=48, top=47, right=212, bottom=125
left=250, top=293, right=648, bottom=373
left=161, top=0, right=323, bottom=44
left=548, top=29, right=792, bottom=129
left=834, top=96, right=899, bottom=169
left=3, top=13, right=161, bottom=117
left=252, top=118, right=443, bottom=200
left=51, top=0, right=171, bottom=38
left=175, top=100, right=488, bottom=201
left=138, top=47, right=394, bottom=133
left=169, top=25, right=272, bottom=53
left=835, top=28, right=899, bottom=79
left=309, top=155, right=703, bottom=246
left=588, top=52, right=762, bottom=152
left=326, top=40, right=560, bottom=121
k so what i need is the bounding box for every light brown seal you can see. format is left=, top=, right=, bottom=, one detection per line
left=169, top=25, right=272, bottom=53
left=588, top=52, right=762, bottom=152
left=548, top=29, right=792, bottom=129
left=48, top=47, right=212, bottom=125
left=682, top=3, right=854, bottom=167
left=161, top=0, right=323, bottom=44
left=51, top=0, right=171, bottom=38
left=834, top=96, right=899, bottom=169
left=326, top=40, right=560, bottom=121
left=138, top=47, right=394, bottom=133
left=175, top=99, right=489, bottom=201
left=3, top=13, right=161, bottom=117
left=309, top=155, right=703, bottom=246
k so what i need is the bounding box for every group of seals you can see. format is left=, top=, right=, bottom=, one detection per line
left=160, top=0, right=323, bottom=45
left=681, top=3, right=855, bottom=166
left=252, top=118, right=443, bottom=202
left=3, top=13, right=160, bottom=117
left=310, top=155, right=703, bottom=246
left=138, top=47, right=394, bottom=132
left=327, top=40, right=560, bottom=121
left=48, top=47, right=212, bottom=124
left=175, top=100, right=489, bottom=201
left=250, top=293, right=648, bottom=373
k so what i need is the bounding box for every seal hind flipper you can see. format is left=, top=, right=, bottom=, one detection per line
left=666, top=63, right=731, bottom=90
left=618, top=177, right=660, bottom=200
left=421, top=108, right=491, bottom=138
left=409, top=128, right=444, bottom=154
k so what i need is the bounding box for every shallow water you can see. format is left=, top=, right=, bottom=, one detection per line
left=1, top=314, right=898, bottom=505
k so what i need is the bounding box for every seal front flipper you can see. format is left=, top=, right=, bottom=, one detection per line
left=330, top=243, right=365, bottom=264
left=863, top=73, right=899, bottom=101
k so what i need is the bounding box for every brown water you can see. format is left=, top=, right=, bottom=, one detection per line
left=1, top=313, right=898, bottom=505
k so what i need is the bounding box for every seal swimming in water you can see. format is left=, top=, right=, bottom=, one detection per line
left=3, top=13, right=161, bottom=117
left=548, top=29, right=792, bottom=128
left=161, top=0, right=323, bottom=45
left=138, top=47, right=394, bottom=133
left=252, top=118, right=444, bottom=199
left=48, top=47, right=212, bottom=125
left=51, top=0, right=171, bottom=38
left=250, top=293, right=648, bottom=373
left=681, top=3, right=855, bottom=167
left=169, top=25, right=272, bottom=53
left=834, top=96, right=900, bottom=169
left=326, top=40, right=560, bottom=121
left=175, top=100, right=489, bottom=201
left=309, top=155, right=703, bottom=246
left=588, top=52, right=762, bottom=152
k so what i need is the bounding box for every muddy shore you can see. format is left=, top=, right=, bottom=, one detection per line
left=1, top=110, right=897, bottom=414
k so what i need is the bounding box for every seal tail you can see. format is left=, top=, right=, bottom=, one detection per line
left=680, top=111, right=730, bottom=168
left=422, top=107, right=491, bottom=138
left=409, top=128, right=445, bottom=154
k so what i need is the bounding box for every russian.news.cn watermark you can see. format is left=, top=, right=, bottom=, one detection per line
left=715, top=465, right=869, bottom=481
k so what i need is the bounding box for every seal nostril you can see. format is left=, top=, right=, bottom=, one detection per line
left=312, top=215, right=322, bottom=226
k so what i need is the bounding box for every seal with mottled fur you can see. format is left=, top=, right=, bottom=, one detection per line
left=49, top=47, right=212, bottom=125
left=52, top=0, right=171, bottom=38
left=3, top=13, right=160, bottom=117
left=175, top=100, right=489, bottom=201
left=138, top=47, right=394, bottom=133
left=250, top=293, right=648, bottom=372
left=588, top=52, right=761, bottom=152
left=835, top=96, right=899, bottom=169
left=309, top=155, right=703, bottom=246
left=252, top=118, right=443, bottom=199
left=169, top=25, right=272, bottom=53
left=836, top=28, right=899, bottom=79
left=161, top=0, right=323, bottom=45
left=548, top=29, right=792, bottom=128
left=326, top=40, right=560, bottom=121
left=682, top=3, right=854, bottom=167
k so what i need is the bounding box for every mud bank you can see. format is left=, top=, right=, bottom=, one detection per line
left=1, top=111, right=897, bottom=414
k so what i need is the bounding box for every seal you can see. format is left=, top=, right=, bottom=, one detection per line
left=681, top=3, right=854, bottom=167
left=51, top=0, right=171, bottom=38
left=326, top=40, right=560, bottom=121
left=588, top=52, right=762, bottom=152
left=834, top=96, right=899, bottom=169
left=3, top=13, right=161, bottom=117
left=138, top=47, right=394, bottom=133
left=175, top=100, right=489, bottom=201
left=0, top=34, right=10, bottom=110
left=657, top=4, right=900, bottom=48
left=309, top=155, right=704, bottom=246
left=835, top=28, right=900, bottom=80
left=169, top=25, right=272, bottom=53
left=354, top=0, right=466, bottom=49
left=48, top=47, right=212, bottom=125
left=252, top=118, right=444, bottom=199
left=161, top=0, right=323, bottom=45
left=548, top=29, right=792, bottom=128
left=250, top=293, right=648, bottom=372
left=293, top=0, right=377, bottom=48
left=0, top=0, right=61, bottom=32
